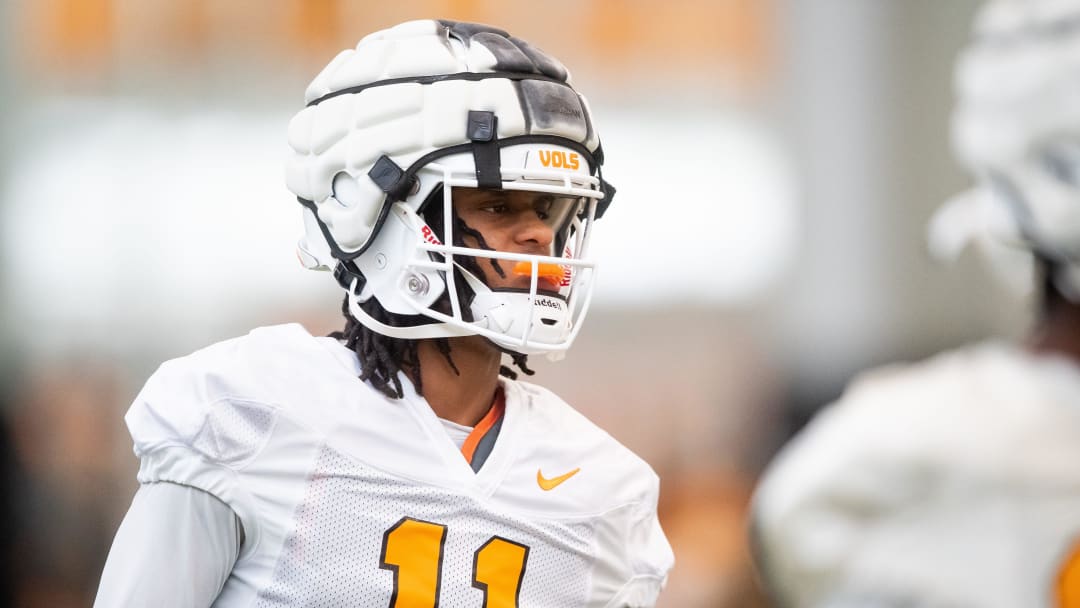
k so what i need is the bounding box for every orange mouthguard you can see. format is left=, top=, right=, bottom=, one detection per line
left=512, top=261, right=566, bottom=288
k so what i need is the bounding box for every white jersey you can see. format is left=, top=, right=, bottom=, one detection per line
left=120, top=324, right=672, bottom=607
left=752, top=343, right=1080, bottom=608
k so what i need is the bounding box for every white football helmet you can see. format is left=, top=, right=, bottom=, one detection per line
left=928, top=0, right=1080, bottom=300
left=285, top=20, right=614, bottom=356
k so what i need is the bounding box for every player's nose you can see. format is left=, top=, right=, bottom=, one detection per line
left=513, top=213, right=554, bottom=252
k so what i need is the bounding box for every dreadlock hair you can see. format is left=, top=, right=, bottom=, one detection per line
left=330, top=193, right=535, bottom=400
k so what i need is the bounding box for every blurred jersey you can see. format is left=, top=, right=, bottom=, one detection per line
left=121, top=324, right=672, bottom=607
left=752, top=343, right=1080, bottom=607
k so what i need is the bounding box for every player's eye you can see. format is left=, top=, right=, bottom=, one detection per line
left=534, top=198, right=554, bottom=221
left=478, top=200, right=510, bottom=214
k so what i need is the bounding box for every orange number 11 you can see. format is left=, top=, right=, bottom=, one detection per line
left=380, top=517, right=530, bottom=608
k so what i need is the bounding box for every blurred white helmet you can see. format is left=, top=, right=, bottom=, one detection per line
left=285, top=20, right=614, bottom=355
left=928, top=0, right=1080, bottom=300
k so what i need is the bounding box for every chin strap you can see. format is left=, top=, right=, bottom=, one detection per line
left=347, top=280, right=575, bottom=356
left=347, top=289, right=476, bottom=340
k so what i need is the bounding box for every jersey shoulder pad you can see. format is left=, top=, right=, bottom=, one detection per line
left=511, top=379, right=661, bottom=506
left=508, top=380, right=674, bottom=590
left=125, top=323, right=328, bottom=466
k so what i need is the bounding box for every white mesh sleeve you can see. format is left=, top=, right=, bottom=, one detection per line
left=94, top=482, right=242, bottom=607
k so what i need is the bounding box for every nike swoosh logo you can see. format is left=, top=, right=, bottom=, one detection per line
left=536, top=467, right=581, bottom=491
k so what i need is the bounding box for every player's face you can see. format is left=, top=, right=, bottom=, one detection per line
left=452, top=188, right=571, bottom=292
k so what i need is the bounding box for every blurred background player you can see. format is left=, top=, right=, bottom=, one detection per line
left=751, top=0, right=1080, bottom=606
left=94, top=20, right=672, bottom=606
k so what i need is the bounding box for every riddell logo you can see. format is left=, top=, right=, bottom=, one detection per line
left=534, top=297, right=565, bottom=311
left=538, top=150, right=580, bottom=171
left=420, top=225, right=441, bottom=245
left=560, top=247, right=572, bottom=287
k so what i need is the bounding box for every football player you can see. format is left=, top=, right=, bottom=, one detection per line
left=751, top=1, right=1080, bottom=606
left=94, top=20, right=673, bottom=607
